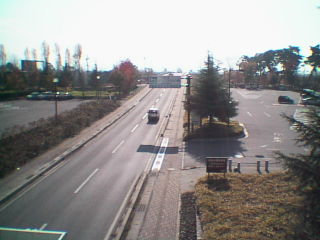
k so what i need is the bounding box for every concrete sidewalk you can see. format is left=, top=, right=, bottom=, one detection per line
left=0, top=85, right=152, bottom=205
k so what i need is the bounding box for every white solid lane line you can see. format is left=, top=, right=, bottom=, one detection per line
left=112, top=140, right=125, bottom=154
left=131, top=124, right=139, bottom=133
left=74, top=168, right=99, bottom=194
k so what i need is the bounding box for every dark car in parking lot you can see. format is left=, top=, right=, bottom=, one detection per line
left=278, top=95, right=294, bottom=104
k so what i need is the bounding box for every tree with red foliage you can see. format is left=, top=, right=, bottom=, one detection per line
left=117, top=59, right=138, bottom=95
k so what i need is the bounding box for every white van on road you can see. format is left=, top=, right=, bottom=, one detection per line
left=147, top=108, right=160, bottom=122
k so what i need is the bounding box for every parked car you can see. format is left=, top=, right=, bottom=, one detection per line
left=301, top=97, right=320, bottom=106
left=26, top=91, right=41, bottom=100
left=278, top=95, right=294, bottom=104
left=56, top=92, right=73, bottom=100
left=38, top=91, right=55, bottom=100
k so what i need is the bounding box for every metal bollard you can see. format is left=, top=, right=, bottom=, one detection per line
left=257, top=160, right=261, bottom=173
left=228, top=159, right=232, bottom=172
left=265, top=160, right=269, bottom=172
left=237, top=162, right=241, bottom=173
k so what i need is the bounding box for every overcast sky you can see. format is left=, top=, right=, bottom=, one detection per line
left=1, top=0, right=319, bottom=72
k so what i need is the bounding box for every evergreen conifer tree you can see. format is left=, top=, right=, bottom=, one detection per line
left=187, top=53, right=237, bottom=124
left=276, top=107, right=320, bottom=239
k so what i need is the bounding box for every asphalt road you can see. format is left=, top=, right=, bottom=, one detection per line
left=0, top=87, right=179, bottom=239
left=184, top=88, right=307, bottom=172
left=0, top=99, right=91, bottom=136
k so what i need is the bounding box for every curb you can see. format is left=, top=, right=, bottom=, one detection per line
left=0, top=88, right=152, bottom=205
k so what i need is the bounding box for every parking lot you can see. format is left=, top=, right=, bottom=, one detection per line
left=0, top=99, right=91, bottom=136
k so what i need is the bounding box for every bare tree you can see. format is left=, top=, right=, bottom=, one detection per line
left=32, top=48, right=38, bottom=60
left=73, top=43, right=82, bottom=71
left=41, top=41, right=50, bottom=64
left=24, top=48, right=31, bottom=60
left=0, top=44, right=6, bottom=66
left=54, top=43, right=62, bottom=71
left=65, top=48, right=71, bottom=67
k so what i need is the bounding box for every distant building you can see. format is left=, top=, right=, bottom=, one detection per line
left=149, top=72, right=182, bottom=88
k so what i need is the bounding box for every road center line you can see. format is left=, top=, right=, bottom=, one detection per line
left=247, top=111, right=252, bottom=117
left=74, top=168, right=99, bottom=194
left=112, top=140, right=125, bottom=154
left=131, top=124, right=139, bottom=133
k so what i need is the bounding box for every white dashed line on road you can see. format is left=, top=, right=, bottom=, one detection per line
left=264, top=112, right=271, bottom=118
left=40, top=223, right=48, bottom=230
left=74, top=168, right=99, bottom=194
left=131, top=124, right=139, bottom=133
left=247, top=112, right=252, bottom=117
left=142, top=113, right=148, bottom=120
left=112, top=140, right=125, bottom=154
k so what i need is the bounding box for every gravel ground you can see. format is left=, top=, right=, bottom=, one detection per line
left=180, top=191, right=197, bottom=240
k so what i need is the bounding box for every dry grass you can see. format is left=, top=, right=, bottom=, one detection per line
left=195, top=173, right=302, bottom=240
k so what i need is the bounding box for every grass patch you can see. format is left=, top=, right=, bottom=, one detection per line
left=184, top=121, right=244, bottom=140
left=195, top=173, right=302, bottom=240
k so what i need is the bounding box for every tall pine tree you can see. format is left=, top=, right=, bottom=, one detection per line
left=276, top=107, right=320, bottom=240
left=187, top=53, right=237, bottom=124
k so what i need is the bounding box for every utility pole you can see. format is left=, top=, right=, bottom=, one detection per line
left=186, top=74, right=192, bottom=134
left=228, top=68, right=231, bottom=127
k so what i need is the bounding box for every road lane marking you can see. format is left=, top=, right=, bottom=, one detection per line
left=74, top=168, right=99, bottom=194
left=142, top=113, right=148, bottom=119
left=131, top=124, right=139, bottom=133
left=112, top=140, right=125, bottom=154
left=155, top=98, right=160, bottom=103
left=40, top=223, right=48, bottom=230
left=273, top=133, right=282, bottom=143
left=264, top=112, right=271, bottom=118
left=152, top=138, right=169, bottom=171
left=247, top=112, right=252, bottom=117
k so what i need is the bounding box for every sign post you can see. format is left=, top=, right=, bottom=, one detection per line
left=206, top=157, right=228, bottom=178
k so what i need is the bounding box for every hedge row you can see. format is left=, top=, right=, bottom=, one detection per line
left=0, top=99, right=120, bottom=178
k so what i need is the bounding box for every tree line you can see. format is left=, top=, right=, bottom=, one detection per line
left=0, top=42, right=139, bottom=96
left=237, top=45, right=320, bottom=89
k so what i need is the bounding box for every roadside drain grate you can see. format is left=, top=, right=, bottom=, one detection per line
left=135, top=204, right=146, bottom=212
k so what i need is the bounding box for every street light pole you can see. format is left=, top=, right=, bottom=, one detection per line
left=228, top=68, right=231, bottom=127
left=186, top=74, right=192, bottom=134
left=53, top=78, right=59, bottom=122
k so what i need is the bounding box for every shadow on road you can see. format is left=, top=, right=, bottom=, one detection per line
left=137, top=144, right=179, bottom=154
left=184, top=138, right=246, bottom=165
